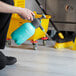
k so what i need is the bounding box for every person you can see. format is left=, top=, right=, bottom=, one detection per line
left=0, top=0, right=35, bottom=70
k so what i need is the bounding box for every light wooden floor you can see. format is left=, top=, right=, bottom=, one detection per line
left=0, top=41, right=76, bottom=76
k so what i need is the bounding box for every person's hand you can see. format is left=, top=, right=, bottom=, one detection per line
left=18, top=8, right=35, bottom=21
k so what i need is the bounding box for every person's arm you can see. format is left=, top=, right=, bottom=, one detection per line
left=0, top=1, right=35, bottom=21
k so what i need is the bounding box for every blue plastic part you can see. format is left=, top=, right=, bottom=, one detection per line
left=11, top=23, right=35, bottom=45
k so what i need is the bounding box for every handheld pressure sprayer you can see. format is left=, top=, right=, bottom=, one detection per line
left=11, top=14, right=50, bottom=45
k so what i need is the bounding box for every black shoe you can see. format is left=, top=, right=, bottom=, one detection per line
left=0, top=51, right=17, bottom=70
left=6, top=56, right=17, bottom=65
left=0, top=51, right=7, bottom=70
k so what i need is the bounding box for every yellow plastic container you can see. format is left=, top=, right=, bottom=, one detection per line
left=7, top=0, right=51, bottom=41
left=7, top=12, right=51, bottom=41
